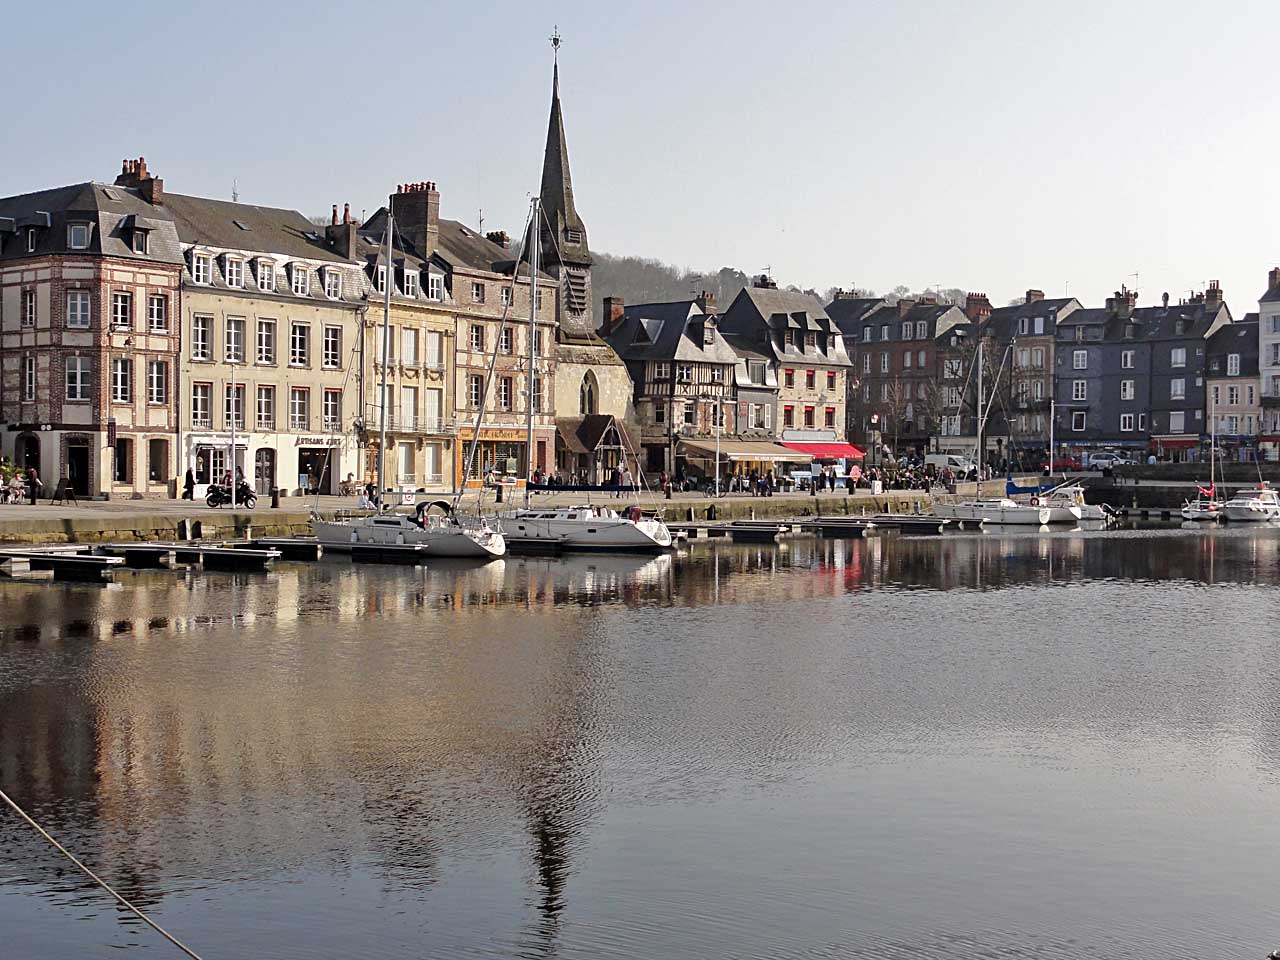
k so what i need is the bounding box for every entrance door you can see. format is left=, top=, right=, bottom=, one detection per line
left=17, top=435, right=40, bottom=473
left=255, top=449, right=275, bottom=495
left=67, top=445, right=90, bottom=496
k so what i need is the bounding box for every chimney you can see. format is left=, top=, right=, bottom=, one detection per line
left=1106, top=285, right=1137, bottom=319
left=485, top=230, right=510, bottom=248
left=114, top=156, right=164, bottom=205
left=752, top=274, right=777, bottom=289
left=390, top=180, right=440, bottom=260
left=602, top=296, right=626, bottom=335
left=964, top=292, right=991, bottom=322
left=695, top=289, right=718, bottom=315
left=1269, top=267, right=1280, bottom=292
left=1205, top=280, right=1223, bottom=310
left=325, top=201, right=358, bottom=260
left=1024, top=288, right=1044, bottom=304
left=896, top=297, right=917, bottom=318
left=1162, top=291, right=1170, bottom=308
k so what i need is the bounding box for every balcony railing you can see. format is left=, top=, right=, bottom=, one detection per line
left=323, top=417, right=342, bottom=431
left=289, top=416, right=310, bottom=431
left=192, top=416, right=211, bottom=429
left=257, top=418, right=276, bottom=431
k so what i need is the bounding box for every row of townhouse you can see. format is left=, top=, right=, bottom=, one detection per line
left=0, top=56, right=637, bottom=497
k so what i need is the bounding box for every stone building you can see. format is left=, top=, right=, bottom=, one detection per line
left=1257, top=269, right=1280, bottom=458
left=1206, top=312, right=1259, bottom=460
left=166, top=186, right=369, bottom=497
left=0, top=160, right=183, bottom=497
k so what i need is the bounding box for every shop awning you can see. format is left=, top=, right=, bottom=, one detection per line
left=781, top=441, right=865, bottom=460
left=1149, top=434, right=1200, bottom=450
left=680, top=439, right=803, bottom=462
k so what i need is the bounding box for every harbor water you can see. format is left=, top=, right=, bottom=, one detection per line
left=1, top=526, right=1279, bottom=958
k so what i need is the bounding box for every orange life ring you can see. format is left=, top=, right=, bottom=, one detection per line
left=1030, top=496, right=1040, bottom=507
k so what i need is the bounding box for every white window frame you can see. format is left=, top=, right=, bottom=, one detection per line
left=468, top=374, right=484, bottom=408
left=901, top=322, right=913, bottom=340
left=191, top=382, right=212, bottom=427
left=147, top=294, right=168, bottom=333
left=1121, top=350, right=1134, bottom=370
left=258, top=260, right=276, bottom=292
left=322, top=326, right=341, bottom=369
left=225, top=257, right=244, bottom=289
left=291, top=264, right=310, bottom=297
left=192, top=314, right=212, bottom=360
left=67, top=222, right=90, bottom=250
left=256, top=385, right=276, bottom=429
left=500, top=286, right=512, bottom=307
left=1170, top=378, right=1185, bottom=400
left=66, top=290, right=90, bottom=329
left=1071, top=411, right=1086, bottom=431
left=23, top=354, right=36, bottom=401
left=257, top=318, right=276, bottom=364
left=500, top=327, right=514, bottom=355
left=1072, top=349, right=1087, bottom=370
left=289, top=387, right=310, bottom=430
left=471, top=282, right=485, bottom=303
left=290, top=323, right=310, bottom=366
left=427, top=274, right=443, bottom=301
left=1170, top=347, right=1186, bottom=368
left=323, top=390, right=342, bottom=430
left=1227, top=353, right=1240, bottom=377
left=192, top=253, right=211, bottom=285
left=225, top=316, right=246, bottom=363
left=147, top=360, right=167, bottom=404
left=1170, top=410, right=1185, bottom=433
left=324, top=269, right=342, bottom=300
left=66, top=356, right=90, bottom=402
left=1072, top=379, right=1087, bottom=401
left=403, top=270, right=418, bottom=298
left=653, top=361, right=670, bottom=381
left=111, top=291, right=132, bottom=330
left=470, top=325, right=485, bottom=352
left=1121, top=379, right=1134, bottom=401
left=1120, top=413, right=1134, bottom=432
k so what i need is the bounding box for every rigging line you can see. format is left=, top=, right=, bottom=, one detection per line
left=0, top=787, right=205, bottom=960
left=311, top=306, right=369, bottom=515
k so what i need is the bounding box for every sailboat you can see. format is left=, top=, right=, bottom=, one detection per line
left=1182, top=395, right=1223, bottom=522
left=311, top=199, right=506, bottom=559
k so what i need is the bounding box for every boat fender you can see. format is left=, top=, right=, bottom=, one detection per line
left=626, top=505, right=642, bottom=522
left=1029, top=496, right=1040, bottom=507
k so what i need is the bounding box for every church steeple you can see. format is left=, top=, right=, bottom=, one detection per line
left=539, top=27, right=594, bottom=336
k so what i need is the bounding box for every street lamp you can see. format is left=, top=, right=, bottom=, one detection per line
left=870, top=412, right=880, bottom=470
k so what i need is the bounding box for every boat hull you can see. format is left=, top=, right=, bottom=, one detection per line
left=934, top=502, right=1051, bottom=525
left=311, top=519, right=506, bottom=558
left=1222, top=505, right=1280, bottom=523
left=504, top=515, right=673, bottom=552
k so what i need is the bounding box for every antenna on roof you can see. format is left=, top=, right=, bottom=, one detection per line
left=232, top=178, right=239, bottom=203
left=1129, top=271, right=1139, bottom=290
left=478, top=207, right=484, bottom=234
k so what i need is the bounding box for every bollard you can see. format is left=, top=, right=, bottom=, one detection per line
left=496, top=483, right=504, bottom=504
left=810, top=481, right=816, bottom=497
left=271, top=487, right=280, bottom=509
left=708, top=505, right=717, bottom=522
left=665, top=485, right=672, bottom=500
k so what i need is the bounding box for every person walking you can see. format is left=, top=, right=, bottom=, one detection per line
left=182, top=468, right=195, bottom=500
left=26, top=467, right=40, bottom=505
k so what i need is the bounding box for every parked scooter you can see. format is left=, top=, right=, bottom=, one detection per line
left=206, top=481, right=257, bottom=508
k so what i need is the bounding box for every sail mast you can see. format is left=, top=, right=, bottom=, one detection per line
left=376, top=199, right=392, bottom=511
left=976, top=337, right=984, bottom=480
left=526, top=197, right=539, bottom=509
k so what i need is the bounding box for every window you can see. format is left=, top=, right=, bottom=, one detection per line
left=1017, top=348, right=1029, bottom=369
left=66, top=290, right=90, bottom=328
left=1138, top=413, right=1147, bottom=431
left=403, top=270, right=419, bottom=298
left=914, top=321, right=925, bottom=339
left=147, top=360, right=167, bottom=404
left=654, top=361, right=670, bottom=380
left=17, top=290, right=36, bottom=328
left=654, top=403, right=666, bottom=424
left=1228, top=385, right=1241, bottom=405
left=749, top=361, right=767, bottom=385
left=1120, top=350, right=1134, bottom=369
left=291, top=265, right=310, bottom=296
left=289, top=387, right=310, bottom=430
left=468, top=374, right=484, bottom=408
left=224, top=383, right=246, bottom=429
left=824, top=407, right=836, bottom=428
left=784, top=369, right=795, bottom=387
left=861, top=326, right=871, bottom=342
left=143, top=294, right=167, bottom=333
left=1071, top=411, right=1086, bottom=431
left=1248, top=385, right=1256, bottom=405
left=804, top=332, right=817, bottom=350
left=191, top=383, right=212, bottom=427
left=783, top=405, right=794, bottom=428
left=23, top=355, right=35, bottom=401
left=226, top=258, right=244, bottom=288
left=256, top=318, right=276, bottom=364
left=917, top=350, right=926, bottom=368
left=111, top=292, right=132, bottom=330
left=470, top=325, right=485, bottom=351
left=862, top=353, right=871, bottom=374
left=901, top=322, right=913, bottom=340
left=323, top=326, right=341, bottom=369
left=1170, top=410, right=1185, bottom=433
left=224, top=316, right=245, bottom=362
left=256, top=385, right=276, bottom=429
left=500, top=286, right=512, bottom=307
left=944, top=386, right=962, bottom=407
left=401, top=328, right=419, bottom=366
left=1032, top=348, right=1044, bottom=369
left=376, top=265, right=387, bottom=294
left=1018, top=317, right=1029, bottom=335
left=258, top=260, right=275, bottom=292
left=1171, top=347, right=1186, bottom=368
left=109, top=358, right=131, bottom=403
left=132, top=229, right=148, bottom=254
left=471, top=282, right=485, bottom=303
left=1120, top=413, right=1135, bottom=432
left=148, top=439, right=168, bottom=483
left=711, top=366, right=724, bottom=383
left=65, top=222, right=91, bottom=250
left=64, top=355, right=91, bottom=401
left=324, top=269, right=342, bottom=299
left=804, top=406, right=815, bottom=428
left=1271, top=316, right=1280, bottom=335
left=880, top=324, right=889, bottom=341
left=944, top=358, right=961, bottom=379
left=1121, top=379, right=1134, bottom=401
left=1073, top=349, right=1087, bottom=370
left=827, top=371, right=837, bottom=391
left=1072, top=380, right=1086, bottom=401
left=500, top=328, right=514, bottom=355
left=880, top=353, right=889, bottom=373
left=1033, top=380, right=1044, bottom=400
left=113, top=437, right=133, bottom=482
left=192, top=253, right=211, bottom=284
left=290, top=323, right=310, bottom=366
left=903, top=351, right=912, bottom=369
left=1170, top=378, right=1185, bottom=400
left=323, top=390, right=342, bottom=430
left=531, top=374, right=543, bottom=413
left=25, top=228, right=37, bottom=253
left=805, top=370, right=816, bottom=389
left=684, top=403, right=695, bottom=426
left=498, top=377, right=513, bottom=410
left=425, top=330, right=443, bottom=369
left=1227, top=353, right=1240, bottom=377
left=427, top=274, right=443, bottom=300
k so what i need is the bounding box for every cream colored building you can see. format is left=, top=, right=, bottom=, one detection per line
left=166, top=193, right=368, bottom=497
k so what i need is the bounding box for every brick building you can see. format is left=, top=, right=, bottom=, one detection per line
left=0, top=161, right=183, bottom=497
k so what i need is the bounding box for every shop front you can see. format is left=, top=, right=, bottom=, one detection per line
left=294, top=436, right=345, bottom=495
left=1148, top=434, right=1201, bottom=463
left=679, top=439, right=805, bottom=489
left=456, top=426, right=555, bottom=487
left=184, top=432, right=249, bottom=500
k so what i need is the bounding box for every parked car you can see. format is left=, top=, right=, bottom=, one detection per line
left=1041, top=456, right=1082, bottom=472
left=1088, top=452, right=1136, bottom=471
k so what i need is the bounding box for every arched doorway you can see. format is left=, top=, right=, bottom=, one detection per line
left=15, top=434, right=40, bottom=474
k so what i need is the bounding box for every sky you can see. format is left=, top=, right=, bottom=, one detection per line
left=7, top=0, right=1277, bottom=311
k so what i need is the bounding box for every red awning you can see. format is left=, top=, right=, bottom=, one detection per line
left=1149, top=438, right=1198, bottom=450
left=781, top=441, right=865, bottom=460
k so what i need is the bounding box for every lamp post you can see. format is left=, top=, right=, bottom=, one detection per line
left=870, top=412, right=880, bottom=470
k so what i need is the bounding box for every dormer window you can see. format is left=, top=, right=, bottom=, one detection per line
left=323, top=268, right=342, bottom=300
left=258, top=260, right=276, bottom=292
left=427, top=274, right=443, bottom=301
left=26, top=228, right=37, bottom=253
left=376, top=265, right=387, bottom=294
left=1174, top=319, right=1186, bottom=336
left=67, top=223, right=90, bottom=250
left=132, top=229, right=148, bottom=254
left=225, top=257, right=244, bottom=288
left=291, top=264, right=310, bottom=297
left=192, top=252, right=211, bottom=285
left=403, top=270, right=419, bottom=298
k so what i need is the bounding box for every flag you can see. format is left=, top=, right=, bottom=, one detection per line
left=1197, top=483, right=1215, bottom=498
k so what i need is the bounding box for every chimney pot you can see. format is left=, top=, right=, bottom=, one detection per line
left=343, top=202, right=351, bottom=224
left=331, top=204, right=338, bottom=226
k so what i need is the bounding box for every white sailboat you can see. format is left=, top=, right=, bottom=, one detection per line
left=1223, top=484, right=1280, bottom=522
left=311, top=201, right=506, bottom=559
left=1182, top=395, right=1223, bottom=521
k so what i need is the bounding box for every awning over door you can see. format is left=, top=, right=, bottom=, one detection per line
left=781, top=441, right=864, bottom=459
left=680, top=439, right=803, bottom=462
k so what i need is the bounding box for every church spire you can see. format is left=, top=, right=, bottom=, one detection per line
left=539, top=26, right=589, bottom=270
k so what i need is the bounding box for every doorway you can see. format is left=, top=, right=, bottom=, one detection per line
left=67, top=444, right=90, bottom=496
left=16, top=435, right=40, bottom=474
left=254, top=448, right=275, bottom=495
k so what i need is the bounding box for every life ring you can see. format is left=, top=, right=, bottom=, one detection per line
left=1029, top=496, right=1040, bottom=507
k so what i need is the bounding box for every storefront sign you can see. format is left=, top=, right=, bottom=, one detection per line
left=457, top=428, right=529, bottom=441
left=295, top=436, right=343, bottom=447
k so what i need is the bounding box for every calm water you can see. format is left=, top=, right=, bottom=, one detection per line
left=2, top=528, right=1280, bottom=959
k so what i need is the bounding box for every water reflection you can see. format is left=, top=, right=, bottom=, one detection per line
left=2, top=527, right=1280, bottom=958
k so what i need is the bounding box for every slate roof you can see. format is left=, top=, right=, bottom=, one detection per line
left=1206, top=316, right=1259, bottom=377
left=720, top=286, right=853, bottom=366
left=606, top=301, right=739, bottom=364
left=1262, top=284, right=1280, bottom=303
left=0, top=181, right=183, bottom=265
left=557, top=414, right=634, bottom=455
left=825, top=296, right=887, bottom=334
left=362, top=208, right=552, bottom=281
left=539, top=63, right=590, bottom=269
left=165, top=193, right=348, bottom=263
left=985, top=296, right=1079, bottom=339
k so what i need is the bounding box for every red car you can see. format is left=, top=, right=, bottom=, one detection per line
left=1041, top=457, right=1082, bottom=472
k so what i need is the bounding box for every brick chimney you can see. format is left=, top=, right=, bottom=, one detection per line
left=695, top=289, right=718, bottom=315
left=752, top=274, right=778, bottom=290
left=1024, top=288, right=1044, bottom=303
left=601, top=296, right=626, bottom=335
left=1269, top=267, right=1280, bottom=293
left=390, top=181, right=440, bottom=261
left=896, top=297, right=917, bottom=318
left=325, top=202, right=358, bottom=259
left=1106, top=285, right=1137, bottom=319
left=1162, top=291, right=1170, bottom=308
left=1204, top=280, right=1223, bottom=311
left=964, top=292, right=991, bottom=322
left=114, top=156, right=164, bottom=205
left=485, top=230, right=510, bottom=249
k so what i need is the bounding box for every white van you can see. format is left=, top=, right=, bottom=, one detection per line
left=925, top=453, right=976, bottom=475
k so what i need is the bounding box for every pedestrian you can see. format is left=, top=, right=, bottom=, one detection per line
left=182, top=468, right=195, bottom=500
left=622, top=465, right=634, bottom=496
left=26, top=467, right=40, bottom=505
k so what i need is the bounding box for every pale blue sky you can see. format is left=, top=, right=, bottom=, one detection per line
left=8, top=0, right=1276, bottom=310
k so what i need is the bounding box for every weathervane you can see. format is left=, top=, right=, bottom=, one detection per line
left=550, top=25, right=561, bottom=62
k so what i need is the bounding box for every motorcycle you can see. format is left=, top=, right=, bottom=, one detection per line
left=206, top=481, right=257, bottom=509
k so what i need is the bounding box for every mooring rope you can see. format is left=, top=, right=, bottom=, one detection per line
left=0, top=786, right=205, bottom=960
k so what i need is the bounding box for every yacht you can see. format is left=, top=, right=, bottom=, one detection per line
left=1041, top=484, right=1108, bottom=522
left=503, top=504, right=673, bottom=552
left=312, top=500, right=506, bottom=559
left=933, top=498, right=1052, bottom=525
left=1223, top=485, right=1280, bottom=523
left=1180, top=494, right=1223, bottom=522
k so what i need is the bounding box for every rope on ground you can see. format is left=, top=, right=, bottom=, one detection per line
left=0, top=786, right=205, bottom=960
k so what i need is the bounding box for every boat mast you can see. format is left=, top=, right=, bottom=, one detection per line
left=376, top=199, right=392, bottom=512
left=976, top=336, right=983, bottom=481
left=1049, top=398, right=1054, bottom=476
left=525, top=197, right=539, bottom=509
